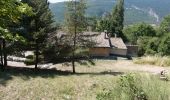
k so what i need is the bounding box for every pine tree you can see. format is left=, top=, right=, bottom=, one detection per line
left=64, top=0, right=87, bottom=73
left=21, top=0, right=55, bottom=69
left=111, top=0, right=125, bottom=38
left=96, top=0, right=125, bottom=40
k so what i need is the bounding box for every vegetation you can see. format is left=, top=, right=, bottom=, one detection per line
left=0, top=65, right=169, bottom=100
left=124, top=16, right=170, bottom=56
left=21, top=0, right=55, bottom=69
left=134, top=56, right=170, bottom=67
left=62, top=0, right=95, bottom=73
left=97, top=0, right=125, bottom=39
left=1, top=0, right=170, bottom=99
left=0, top=0, right=32, bottom=70
left=96, top=73, right=170, bottom=100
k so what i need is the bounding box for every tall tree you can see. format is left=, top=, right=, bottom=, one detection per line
left=0, top=0, right=32, bottom=70
left=111, top=0, right=124, bottom=38
left=21, top=0, right=55, bottom=69
left=159, top=15, right=170, bottom=35
left=64, top=0, right=87, bottom=73
left=96, top=0, right=125, bottom=40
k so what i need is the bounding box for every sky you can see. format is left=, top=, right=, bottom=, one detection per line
left=48, top=0, right=69, bottom=3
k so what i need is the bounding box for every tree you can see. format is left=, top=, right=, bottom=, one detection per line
left=145, top=37, right=159, bottom=55
left=124, top=23, right=156, bottom=44
left=159, top=15, right=170, bottom=34
left=158, top=33, right=170, bottom=55
left=96, top=0, right=126, bottom=40
left=111, top=0, right=124, bottom=38
left=96, top=13, right=113, bottom=32
left=21, top=0, right=55, bottom=69
left=0, top=0, right=32, bottom=70
left=64, top=0, right=87, bottom=73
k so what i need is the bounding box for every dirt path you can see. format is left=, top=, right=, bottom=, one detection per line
left=7, top=60, right=170, bottom=74
left=97, top=60, right=170, bottom=74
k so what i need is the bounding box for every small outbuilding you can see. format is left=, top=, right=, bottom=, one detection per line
left=110, top=38, right=127, bottom=56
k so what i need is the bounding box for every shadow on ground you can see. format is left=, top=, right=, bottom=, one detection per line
left=0, top=66, right=124, bottom=86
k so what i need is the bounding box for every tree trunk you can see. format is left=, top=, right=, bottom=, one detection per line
left=71, top=1, right=77, bottom=74
left=72, top=53, right=75, bottom=73
left=0, top=43, right=3, bottom=65
left=2, top=39, right=7, bottom=69
left=0, top=41, right=4, bottom=71
left=35, top=40, right=39, bottom=69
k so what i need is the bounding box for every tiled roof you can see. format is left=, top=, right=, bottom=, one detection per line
left=50, top=31, right=127, bottom=49
left=110, top=38, right=127, bottom=49
left=91, top=32, right=110, bottom=47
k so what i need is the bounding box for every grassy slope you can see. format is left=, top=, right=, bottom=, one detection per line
left=0, top=60, right=170, bottom=100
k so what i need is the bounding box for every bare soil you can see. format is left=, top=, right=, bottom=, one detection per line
left=7, top=60, right=170, bottom=74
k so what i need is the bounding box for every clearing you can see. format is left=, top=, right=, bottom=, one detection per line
left=0, top=60, right=170, bottom=100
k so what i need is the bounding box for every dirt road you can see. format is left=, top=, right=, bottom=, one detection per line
left=7, top=60, right=170, bottom=74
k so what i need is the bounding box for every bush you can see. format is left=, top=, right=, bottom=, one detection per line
left=96, top=73, right=170, bottom=100
left=145, top=37, right=159, bottom=55
left=26, top=55, right=34, bottom=59
left=137, top=36, right=150, bottom=56
left=96, top=74, right=148, bottom=100
left=158, top=33, right=170, bottom=56
left=24, top=59, right=35, bottom=65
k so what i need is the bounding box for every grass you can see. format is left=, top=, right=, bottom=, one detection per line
left=96, top=73, right=170, bottom=100
left=0, top=66, right=120, bottom=100
left=133, top=56, right=170, bottom=67
left=0, top=60, right=170, bottom=100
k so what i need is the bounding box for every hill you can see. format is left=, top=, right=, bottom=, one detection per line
left=49, top=0, right=170, bottom=25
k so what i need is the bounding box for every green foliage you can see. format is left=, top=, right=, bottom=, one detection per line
left=26, top=55, right=34, bottom=59
left=96, top=89, right=113, bottom=100
left=64, top=0, right=87, bottom=33
left=96, top=74, right=148, bottom=100
left=96, top=14, right=113, bottom=32
left=124, top=23, right=156, bottom=44
left=160, top=15, right=170, bottom=34
left=97, top=73, right=170, bottom=100
left=137, top=36, right=150, bottom=56
left=22, top=0, right=55, bottom=42
left=0, top=0, right=33, bottom=41
left=158, top=33, right=170, bottom=55
left=24, top=55, right=35, bottom=65
left=24, top=59, right=35, bottom=65
left=111, top=0, right=124, bottom=37
left=118, top=74, right=147, bottom=100
left=145, top=37, right=160, bottom=55
left=97, top=0, right=125, bottom=40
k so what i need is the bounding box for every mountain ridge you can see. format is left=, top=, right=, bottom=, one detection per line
left=49, top=0, right=170, bottom=25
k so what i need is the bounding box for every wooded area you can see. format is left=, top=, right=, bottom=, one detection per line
left=0, top=0, right=170, bottom=73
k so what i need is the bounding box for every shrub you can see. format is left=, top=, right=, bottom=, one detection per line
left=96, top=73, right=170, bottom=100
left=26, top=55, right=34, bottom=59
left=96, top=74, right=148, bottom=100
left=24, top=59, right=35, bottom=65
left=158, top=33, right=170, bottom=56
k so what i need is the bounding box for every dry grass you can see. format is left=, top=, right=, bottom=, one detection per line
left=0, top=60, right=170, bottom=100
left=133, top=56, right=170, bottom=67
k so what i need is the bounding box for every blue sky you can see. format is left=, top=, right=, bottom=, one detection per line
left=49, top=0, right=69, bottom=3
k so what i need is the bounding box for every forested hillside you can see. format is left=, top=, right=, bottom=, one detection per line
left=50, top=0, right=170, bottom=25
